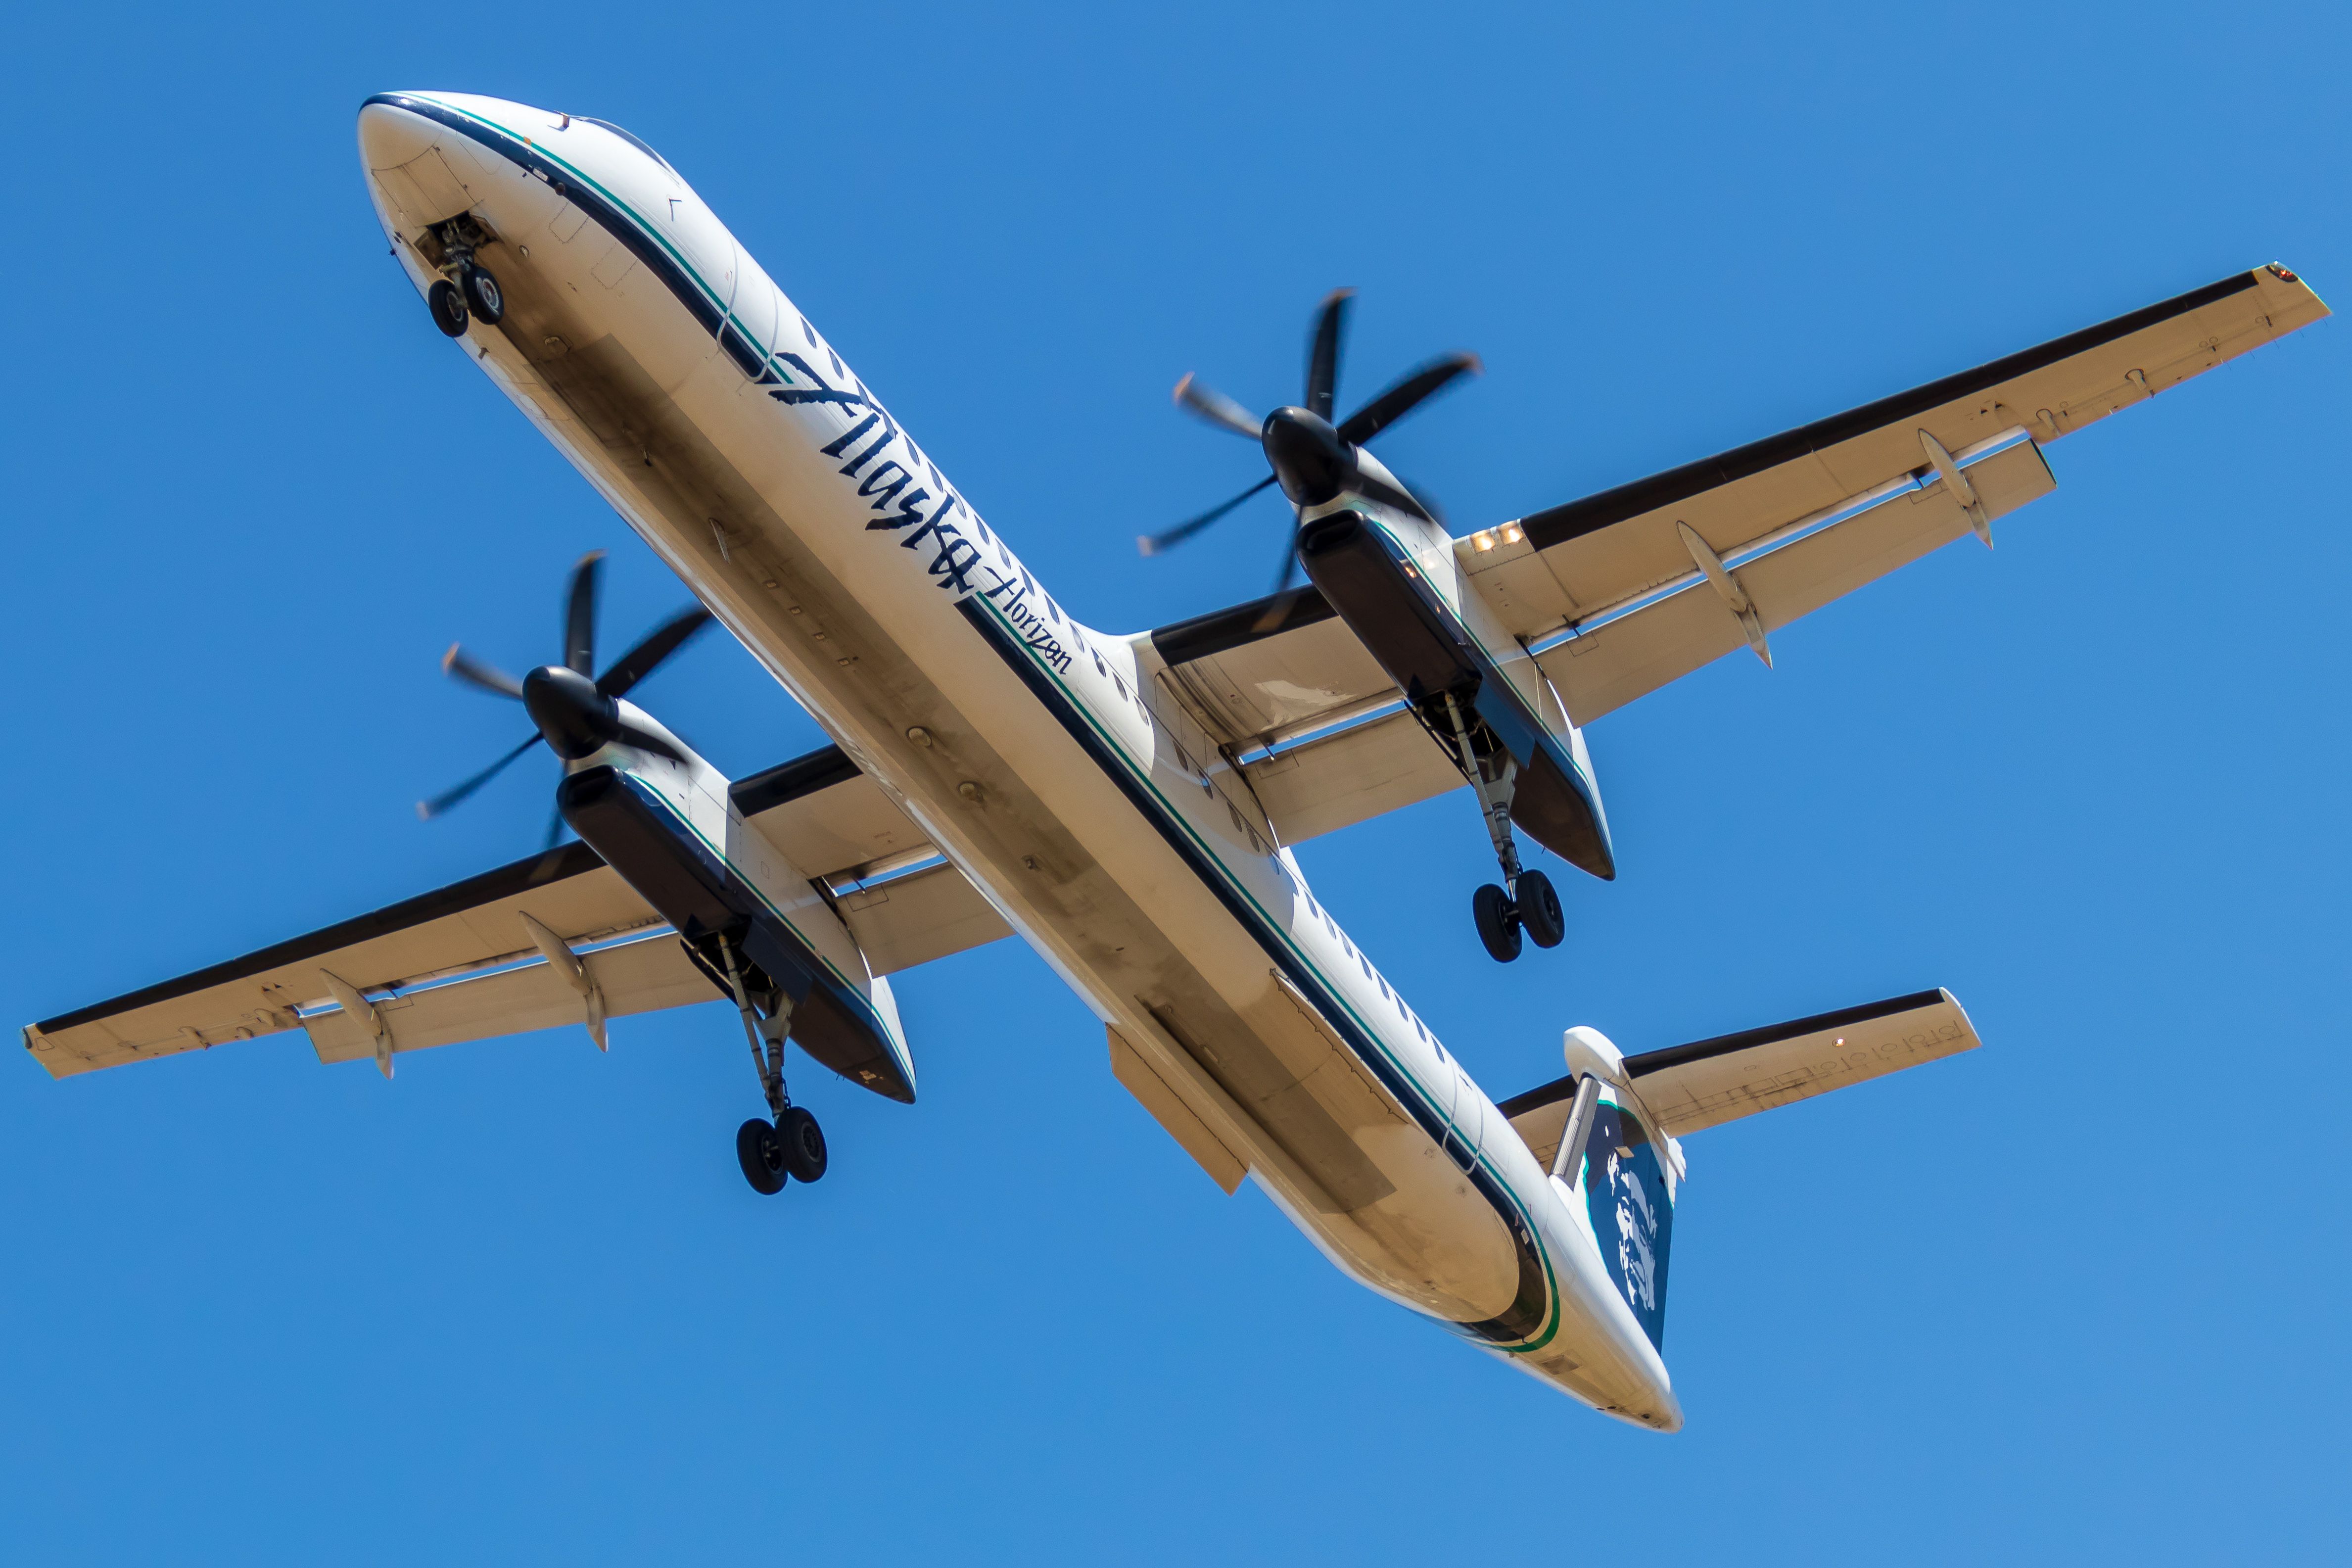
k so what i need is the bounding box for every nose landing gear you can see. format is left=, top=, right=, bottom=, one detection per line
left=1440, top=693, right=1567, bottom=964
left=717, top=936, right=827, bottom=1195
left=419, top=213, right=506, bottom=338
left=427, top=278, right=469, bottom=338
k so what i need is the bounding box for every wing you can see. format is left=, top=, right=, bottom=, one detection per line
left=1137, top=265, right=2325, bottom=844
left=1498, top=989, right=1980, bottom=1166
left=26, top=746, right=1010, bottom=1079
left=729, top=746, right=1015, bottom=973
left=1140, top=587, right=1460, bottom=848
left=1470, top=264, right=2328, bottom=721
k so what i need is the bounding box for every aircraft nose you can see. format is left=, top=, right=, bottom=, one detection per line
left=356, top=94, right=441, bottom=174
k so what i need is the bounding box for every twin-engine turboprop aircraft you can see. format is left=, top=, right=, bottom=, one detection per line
left=21, top=91, right=2328, bottom=1430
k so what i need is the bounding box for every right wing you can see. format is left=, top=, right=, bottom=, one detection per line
left=1139, top=588, right=1462, bottom=849
left=1135, top=264, right=2328, bottom=847
left=1468, top=264, right=2328, bottom=722
left=25, top=745, right=1010, bottom=1080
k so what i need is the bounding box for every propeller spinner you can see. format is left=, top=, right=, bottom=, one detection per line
left=419, top=551, right=714, bottom=837
left=1143, top=290, right=1480, bottom=594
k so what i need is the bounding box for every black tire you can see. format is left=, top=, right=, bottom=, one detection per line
left=1472, top=883, right=1522, bottom=963
left=1516, top=869, right=1564, bottom=949
left=735, top=1117, right=787, bottom=1195
left=780, top=1106, right=828, bottom=1184
left=460, top=264, right=505, bottom=326
left=427, top=278, right=469, bottom=338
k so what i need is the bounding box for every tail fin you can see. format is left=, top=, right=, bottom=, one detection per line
left=1573, top=1093, right=1676, bottom=1352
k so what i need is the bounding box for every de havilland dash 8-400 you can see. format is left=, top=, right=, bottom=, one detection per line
left=22, top=92, right=2326, bottom=1431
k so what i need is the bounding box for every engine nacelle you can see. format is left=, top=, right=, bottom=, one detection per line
left=1297, top=507, right=1615, bottom=880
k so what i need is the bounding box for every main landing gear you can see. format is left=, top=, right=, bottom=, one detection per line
left=1439, top=692, right=1566, bottom=964
left=716, top=936, right=827, bottom=1195
left=422, top=215, right=506, bottom=339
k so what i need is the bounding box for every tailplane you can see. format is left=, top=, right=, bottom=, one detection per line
left=1501, top=990, right=1985, bottom=1353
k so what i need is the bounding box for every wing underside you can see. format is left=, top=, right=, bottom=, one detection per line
left=26, top=746, right=1009, bottom=1079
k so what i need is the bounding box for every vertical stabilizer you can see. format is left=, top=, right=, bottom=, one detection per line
left=1573, top=1095, right=1675, bottom=1351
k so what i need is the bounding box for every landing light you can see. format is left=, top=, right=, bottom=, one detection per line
left=1502, top=524, right=1524, bottom=544
left=1473, top=532, right=1497, bottom=552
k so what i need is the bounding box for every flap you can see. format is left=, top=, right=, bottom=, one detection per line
left=1241, top=707, right=1463, bottom=846
left=23, top=842, right=661, bottom=1078
left=1466, top=265, right=2326, bottom=644
left=301, top=927, right=710, bottom=1064
left=1536, top=433, right=2054, bottom=723
left=837, top=859, right=1014, bottom=975
left=1498, top=989, right=1980, bottom=1160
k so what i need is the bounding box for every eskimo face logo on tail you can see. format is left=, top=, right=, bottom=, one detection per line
left=1582, top=1100, right=1674, bottom=1351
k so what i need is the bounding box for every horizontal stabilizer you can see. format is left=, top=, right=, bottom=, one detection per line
left=1500, top=989, right=1979, bottom=1164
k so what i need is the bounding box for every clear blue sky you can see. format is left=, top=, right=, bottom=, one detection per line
left=2, top=3, right=2345, bottom=1562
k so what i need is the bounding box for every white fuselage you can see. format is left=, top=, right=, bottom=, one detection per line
left=356, top=91, right=1680, bottom=1428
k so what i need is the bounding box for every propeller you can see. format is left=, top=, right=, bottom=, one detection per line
left=419, top=551, right=716, bottom=841
left=1142, top=290, right=1480, bottom=588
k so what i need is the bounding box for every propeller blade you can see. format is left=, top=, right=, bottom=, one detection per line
left=1351, top=471, right=1434, bottom=524
left=1172, top=374, right=1263, bottom=439
left=597, top=606, right=715, bottom=698
left=1391, top=475, right=1449, bottom=529
left=442, top=644, right=526, bottom=700
left=613, top=716, right=688, bottom=764
left=564, top=550, right=606, bottom=676
left=1137, top=474, right=1278, bottom=556
left=545, top=801, right=568, bottom=851
left=1304, top=289, right=1354, bottom=421
left=1270, top=534, right=1302, bottom=595
left=1335, top=352, right=1482, bottom=446
left=1242, top=573, right=1317, bottom=634
left=416, top=732, right=543, bottom=819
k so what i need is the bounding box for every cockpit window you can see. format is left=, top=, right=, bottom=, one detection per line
left=578, top=118, right=676, bottom=176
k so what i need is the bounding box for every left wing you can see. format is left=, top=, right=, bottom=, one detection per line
left=23, top=840, right=684, bottom=1078
left=25, top=745, right=1010, bottom=1079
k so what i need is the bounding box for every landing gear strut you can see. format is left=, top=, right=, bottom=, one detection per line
left=717, top=936, right=826, bottom=1194
left=1440, top=692, right=1565, bottom=963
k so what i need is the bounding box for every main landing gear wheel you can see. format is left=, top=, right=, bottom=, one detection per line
left=736, top=1118, right=788, bottom=1195
left=1516, top=869, right=1565, bottom=949
left=1473, top=882, right=1522, bottom=963
left=780, top=1106, right=828, bottom=1184
left=460, top=263, right=505, bottom=326
left=426, top=278, right=469, bottom=338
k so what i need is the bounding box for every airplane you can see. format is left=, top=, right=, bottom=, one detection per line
left=19, top=90, right=2327, bottom=1432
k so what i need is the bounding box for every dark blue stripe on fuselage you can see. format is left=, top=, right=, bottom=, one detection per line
left=368, top=92, right=1548, bottom=1342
